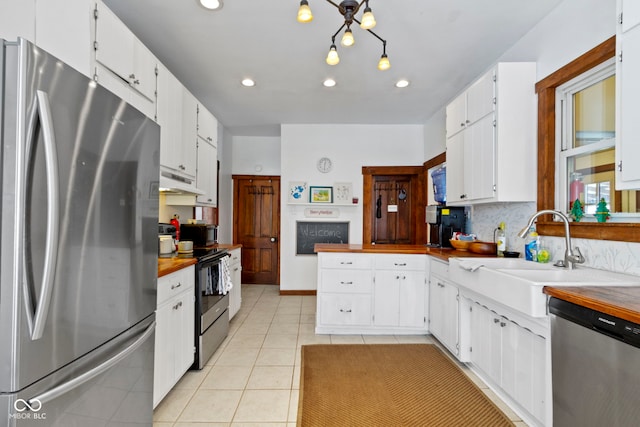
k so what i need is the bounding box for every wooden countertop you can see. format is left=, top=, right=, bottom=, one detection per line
left=157, top=243, right=242, bottom=277
left=313, top=243, right=493, bottom=262
left=158, top=257, right=197, bottom=277
left=543, top=286, right=640, bottom=325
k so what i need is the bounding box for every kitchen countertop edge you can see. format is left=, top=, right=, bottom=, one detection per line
left=314, top=243, right=492, bottom=262
left=158, top=243, right=242, bottom=277
left=544, top=286, right=640, bottom=325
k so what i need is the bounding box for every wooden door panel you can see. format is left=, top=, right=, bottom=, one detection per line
left=233, top=176, right=280, bottom=284
left=372, top=176, right=412, bottom=244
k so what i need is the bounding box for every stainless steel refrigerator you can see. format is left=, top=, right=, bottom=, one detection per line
left=0, top=38, right=159, bottom=426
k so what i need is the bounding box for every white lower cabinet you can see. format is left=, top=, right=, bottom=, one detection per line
left=468, top=300, right=546, bottom=426
left=228, top=247, right=242, bottom=320
left=154, top=266, right=195, bottom=408
left=428, top=269, right=459, bottom=356
left=316, top=252, right=428, bottom=334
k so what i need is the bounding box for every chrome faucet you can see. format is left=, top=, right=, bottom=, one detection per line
left=518, top=210, right=585, bottom=269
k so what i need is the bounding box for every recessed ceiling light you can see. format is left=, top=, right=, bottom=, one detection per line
left=395, top=79, right=410, bottom=88
left=323, top=78, right=336, bottom=87
left=241, top=78, right=255, bottom=87
left=199, top=0, right=223, bottom=10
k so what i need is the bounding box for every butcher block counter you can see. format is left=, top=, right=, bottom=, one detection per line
left=314, top=243, right=493, bottom=262
left=544, top=286, right=640, bottom=325
left=157, top=243, right=242, bottom=277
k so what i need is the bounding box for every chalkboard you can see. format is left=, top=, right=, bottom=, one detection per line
left=296, top=221, right=349, bottom=255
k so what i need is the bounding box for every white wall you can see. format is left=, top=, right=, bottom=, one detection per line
left=231, top=136, right=281, bottom=176
left=280, top=124, right=424, bottom=291
left=217, top=126, right=234, bottom=244
left=423, top=107, right=446, bottom=162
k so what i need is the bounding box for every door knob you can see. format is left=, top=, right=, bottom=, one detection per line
left=270, top=237, right=277, bottom=243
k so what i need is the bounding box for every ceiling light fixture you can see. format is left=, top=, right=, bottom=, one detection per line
left=323, top=78, right=337, bottom=87
left=395, top=79, right=410, bottom=88
left=241, top=78, right=255, bottom=87
left=297, top=0, right=390, bottom=70
left=199, top=0, right=223, bottom=10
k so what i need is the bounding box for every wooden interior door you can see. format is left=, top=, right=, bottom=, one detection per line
left=233, top=175, right=280, bottom=284
left=372, top=176, right=413, bottom=244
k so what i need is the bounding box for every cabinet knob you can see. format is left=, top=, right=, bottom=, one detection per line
left=340, top=281, right=353, bottom=285
left=129, top=73, right=136, bottom=79
left=460, top=122, right=465, bottom=127
left=171, top=282, right=182, bottom=290
left=493, top=318, right=500, bottom=323
left=339, top=309, right=352, bottom=313
left=500, top=322, right=506, bottom=327
left=394, top=263, right=407, bottom=266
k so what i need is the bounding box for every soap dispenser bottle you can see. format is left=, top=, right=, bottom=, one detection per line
left=524, top=227, right=538, bottom=261
left=496, top=222, right=506, bottom=257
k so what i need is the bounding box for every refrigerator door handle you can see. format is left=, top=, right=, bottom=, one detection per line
left=22, top=90, right=60, bottom=340
left=28, top=321, right=156, bottom=405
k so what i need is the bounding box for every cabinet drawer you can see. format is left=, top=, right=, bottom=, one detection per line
left=321, top=254, right=372, bottom=270
left=320, top=270, right=373, bottom=294
left=430, top=258, right=449, bottom=277
left=375, top=255, right=426, bottom=271
left=319, top=294, right=372, bottom=326
left=157, top=266, right=194, bottom=306
left=229, top=248, right=241, bottom=266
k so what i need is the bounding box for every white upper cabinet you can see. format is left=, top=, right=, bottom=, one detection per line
left=181, top=88, right=199, bottom=180
left=446, top=63, right=536, bottom=205
left=616, top=0, right=640, bottom=189
left=196, top=138, right=218, bottom=206
left=197, top=105, right=218, bottom=145
left=93, top=1, right=157, bottom=118
left=0, top=0, right=92, bottom=77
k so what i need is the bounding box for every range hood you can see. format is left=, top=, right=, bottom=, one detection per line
left=159, top=171, right=204, bottom=195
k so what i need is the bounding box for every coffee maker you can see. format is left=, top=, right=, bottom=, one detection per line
left=426, top=206, right=466, bottom=247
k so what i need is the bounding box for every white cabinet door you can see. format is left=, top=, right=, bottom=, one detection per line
left=0, top=0, right=35, bottom=42
left=429, top=278, right=459, bottom=355
left=373, top=270, right=401, bottom=326
left=228, top=248, right=242, bottom=319
left=616, top=1, right=640, bottom=189
left=181, top=88, right=199, bottom=179
left=446, top=92, right=467, bottom=138
left=153, top=299, right=173, bottom=408
left=94, top=2, right=156, bottom=100
left=621, top=0, right=640, bottom=32
left=398, top=270, right=427, bottom=328
left=467, top=114, right=495, bottom=201
left=446, top=131, right=466, bottom=203
left=196, top=138, right=218, bottom=206
left=174, top=287, right=195, bottom=378
left=35, top=0, right=92, bottom=76
left=158, top=64, right=183, bottom=172
left=94, top=2, right=134, bottom=85
left=197, top=105, right=218, bottom=145
left=467, top=68, right=495, bottom=125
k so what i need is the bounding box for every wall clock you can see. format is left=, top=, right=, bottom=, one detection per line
left=317, top=157, right=333, bottom=173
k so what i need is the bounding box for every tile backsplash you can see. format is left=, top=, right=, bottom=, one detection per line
left=468, top=202, right=640, bottom=277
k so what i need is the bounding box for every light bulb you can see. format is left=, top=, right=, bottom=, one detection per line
left=297, top=0, right=313, bottom=23
left=199, top=0, right=222, bottom=10
left=326, top=45, right=340, bottom=65
left=360, top=8, right=376, bottom=30
left=341, top=29, right=355, bottom=47
left=377, top=54, right=390, bottom=71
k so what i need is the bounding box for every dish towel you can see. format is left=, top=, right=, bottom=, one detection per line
left=457, top=259, right=485, bottom=272
left=217, top=256, right=234, bottom=295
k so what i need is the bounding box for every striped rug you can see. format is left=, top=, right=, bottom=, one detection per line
left=298, top=344, right=514, bottom=427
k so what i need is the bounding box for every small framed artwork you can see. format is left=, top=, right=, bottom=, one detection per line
left=333, top=182, right=352, bottom=204
left=288, top=181, right=308, bottom=203
left=309, top=186, right=333, bottom=203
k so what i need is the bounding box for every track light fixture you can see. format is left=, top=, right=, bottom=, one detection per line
left=297, top=0, right=390, bottom=70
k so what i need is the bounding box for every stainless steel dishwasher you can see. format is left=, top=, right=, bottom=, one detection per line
left=549, top=297, right=640, bottom=427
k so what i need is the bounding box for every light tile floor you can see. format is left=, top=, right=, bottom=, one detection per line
left=153, top=284, right=529, bottom=427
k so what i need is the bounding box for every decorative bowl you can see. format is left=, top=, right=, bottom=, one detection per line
left=449, top=239, right=472, bottom=251
left=469, top=241, right=497, bottom=255
left=503, top=251, right=521, bottom=258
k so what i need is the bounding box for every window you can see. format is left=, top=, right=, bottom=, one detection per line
left=556, top=60, right=639, bottom=221
left=535, top=36, right=640, bottom=242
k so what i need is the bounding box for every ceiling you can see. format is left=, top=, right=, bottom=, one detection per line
left=103, top=0, right=563, bottom=137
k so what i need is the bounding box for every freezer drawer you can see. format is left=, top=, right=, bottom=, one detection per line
left=1, top=317, right=155, bottom=427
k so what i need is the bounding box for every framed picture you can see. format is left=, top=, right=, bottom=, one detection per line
left=309, top=186, right=333, bottom=203
left=333, top=182, right=352, bottom=204
left=288, top=181, right=308, bottom=203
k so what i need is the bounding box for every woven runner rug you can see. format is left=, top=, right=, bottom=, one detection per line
left=298, top=344, right=514, bottom=427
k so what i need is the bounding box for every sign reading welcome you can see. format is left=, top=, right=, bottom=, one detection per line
left=296, top=221, right=349, bottom=255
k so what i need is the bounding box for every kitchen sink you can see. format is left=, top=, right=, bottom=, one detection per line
left=449, top=257, right=640, bottom=318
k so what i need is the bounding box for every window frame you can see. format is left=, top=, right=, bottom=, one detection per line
left=535, top=35, right=640, bottom=242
